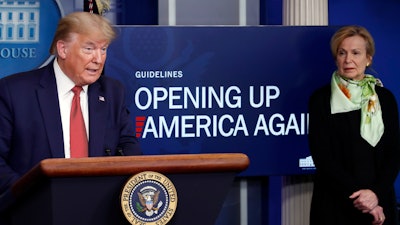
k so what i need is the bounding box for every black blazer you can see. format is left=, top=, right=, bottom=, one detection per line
left=308, top=84, right=400, bottom=225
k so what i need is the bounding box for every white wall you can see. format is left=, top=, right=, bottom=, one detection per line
left=158, top=0, right=259, bottom=25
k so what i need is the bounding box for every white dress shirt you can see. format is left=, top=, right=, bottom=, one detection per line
left=53, top=59, right=89, bottom=158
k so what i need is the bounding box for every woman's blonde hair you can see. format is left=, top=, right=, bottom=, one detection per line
left=330, top=25, right=375, bottom=59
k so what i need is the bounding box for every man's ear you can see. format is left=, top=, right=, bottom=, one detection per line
left=56, top=40, right=68, bottom=59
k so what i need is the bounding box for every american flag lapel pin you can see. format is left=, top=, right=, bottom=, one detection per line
left=99, top=96, right=105, bottom=102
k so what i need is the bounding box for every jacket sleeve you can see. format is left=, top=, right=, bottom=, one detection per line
left=370, top=87, right=400, bottom=199
left=114, top=79, right=142, bottom=156
left=0, top=78, right=21, bottom=212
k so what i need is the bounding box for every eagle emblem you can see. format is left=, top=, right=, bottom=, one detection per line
left=136, top=186, right=164, bottom=217
left=121, top=171, right=177, bottom=224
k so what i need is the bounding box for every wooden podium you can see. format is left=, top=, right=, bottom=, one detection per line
left=10, top=153, right=249, bottom=225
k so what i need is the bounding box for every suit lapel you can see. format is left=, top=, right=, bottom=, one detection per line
left=88, top=81, right=107, bottom=156
left=37, top=63, right=108, bottom=157
left=37, top=64, right=65, bottom=158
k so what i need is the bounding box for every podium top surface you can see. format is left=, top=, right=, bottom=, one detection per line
left=13, top=153, right=249, bottom=196
left=37, top=153, right=249, bottom=176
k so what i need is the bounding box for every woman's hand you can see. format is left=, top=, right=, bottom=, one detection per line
left=369, top=205, right=385, bottom=225
left=349, top=189, right=378, bottom=213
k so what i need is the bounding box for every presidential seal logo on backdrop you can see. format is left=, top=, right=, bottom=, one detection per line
left=0, top=0, right=62, bottom=78
left=121, top=171, right=178, bottom=225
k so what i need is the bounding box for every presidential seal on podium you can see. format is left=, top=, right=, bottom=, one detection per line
left=121, top=171, right=178, bottom=225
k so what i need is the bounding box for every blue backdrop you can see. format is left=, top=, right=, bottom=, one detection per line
left=106, top=26, right=339, bottom=176
left=0, top=0, right=61, bottom=78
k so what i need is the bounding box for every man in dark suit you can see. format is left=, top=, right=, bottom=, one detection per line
left=0, top=12, right=141, bottom=221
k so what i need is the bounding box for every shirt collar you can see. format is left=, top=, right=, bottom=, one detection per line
left=53, top=59, right=88, bottom=95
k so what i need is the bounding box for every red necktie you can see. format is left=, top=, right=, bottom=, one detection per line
left=70, top=86, right=88, bottom=158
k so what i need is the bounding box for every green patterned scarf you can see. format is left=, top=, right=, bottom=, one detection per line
left=330, top=71, right=384, bottom=147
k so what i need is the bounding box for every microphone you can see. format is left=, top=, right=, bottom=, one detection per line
left=105, top=149, right=112, bottom=156
left=116, top=148, right=125, bottom=156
